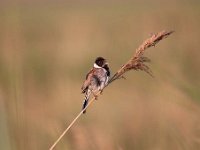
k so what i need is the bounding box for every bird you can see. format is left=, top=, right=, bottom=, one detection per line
left=81, top=57, right=110, bottom=114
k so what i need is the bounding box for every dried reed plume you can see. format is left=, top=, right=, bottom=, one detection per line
left=49, top=30, right=174, bottom=150
left=108, top=30, right=174, bottom=84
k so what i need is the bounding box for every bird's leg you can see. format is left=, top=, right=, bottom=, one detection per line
left=92, top=91, right=98, bottom=100
left=94, top=94, right=98, bottom=100
left=100, top=89, right=103, bottom=95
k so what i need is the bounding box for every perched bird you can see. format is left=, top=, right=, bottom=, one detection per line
left=81, top=57, right=110, bottom=114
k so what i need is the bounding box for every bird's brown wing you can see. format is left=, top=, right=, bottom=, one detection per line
left=81, top=68, right=94, bottom=93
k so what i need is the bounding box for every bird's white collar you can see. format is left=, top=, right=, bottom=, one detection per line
left=94, top=63, right=102, bottom=68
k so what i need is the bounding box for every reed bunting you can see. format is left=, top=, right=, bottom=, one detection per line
left=81, top=57, right=110, bottom=113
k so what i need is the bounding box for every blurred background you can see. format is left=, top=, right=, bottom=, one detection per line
left=0, top=0, right=200, bottom=150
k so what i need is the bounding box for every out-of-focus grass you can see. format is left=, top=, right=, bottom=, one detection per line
left=0, top=0, right=200, bottom=150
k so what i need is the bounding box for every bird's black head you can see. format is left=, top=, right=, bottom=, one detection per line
left=94, top=57, right=107, bottom=67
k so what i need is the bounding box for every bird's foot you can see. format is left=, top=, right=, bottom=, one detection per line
left=94, top=94, right=98, bottom=100
left=100, top=90, right=103, bottom=95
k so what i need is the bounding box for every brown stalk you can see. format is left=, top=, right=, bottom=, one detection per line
left=49, top=30, right=174, bottom=150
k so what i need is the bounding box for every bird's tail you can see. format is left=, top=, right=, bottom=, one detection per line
left=82, top=93, right=90, bottom=114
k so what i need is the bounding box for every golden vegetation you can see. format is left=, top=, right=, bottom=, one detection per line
left=0, top=1, right=200, bottom=150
